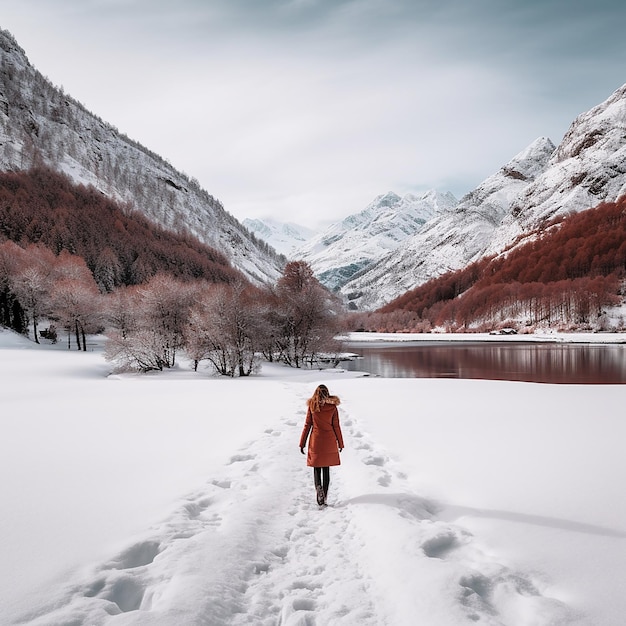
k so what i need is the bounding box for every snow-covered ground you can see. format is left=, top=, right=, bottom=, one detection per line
left=1, top=329, right=625, bottom=625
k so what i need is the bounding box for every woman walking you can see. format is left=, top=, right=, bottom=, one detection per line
left=299, top=384, right=344, bottom=506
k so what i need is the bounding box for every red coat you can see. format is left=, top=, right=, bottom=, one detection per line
left=299, top=397, right=344, bottom=467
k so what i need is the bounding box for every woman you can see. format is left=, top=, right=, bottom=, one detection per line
left=299, top=384, right=344, bottom=506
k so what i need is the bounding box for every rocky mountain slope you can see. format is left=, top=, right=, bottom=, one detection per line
left=491, top=82, right=626, bottom=252
left=342, top=82, right=626, bottom=310
left=341, top=138, right=555, bottom=309
left=291, top=190, right=457, bottom=291
left=0, top=28, right=282, bottom=284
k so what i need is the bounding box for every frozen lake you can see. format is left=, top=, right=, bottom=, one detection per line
left=342, top=340, right=626, bottom=383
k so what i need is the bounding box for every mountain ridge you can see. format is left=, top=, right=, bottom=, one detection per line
left=0, top=28, right=282, bottom=285
left=340, top=137, right=557, bottom=309
left=344, top=82, right=626, bottom=310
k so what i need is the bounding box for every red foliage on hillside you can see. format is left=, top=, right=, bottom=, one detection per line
left=362, top=198, right=626, bottom=331
left=0, top=167, right=241, bottom=290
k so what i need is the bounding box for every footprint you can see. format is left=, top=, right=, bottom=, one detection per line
left=103, top=575, right=146, bottom=612
left=459, top=573, right=495, bottom=615
left=290, top=579, right=321, bottom=591
left=363, top=455, right=386, bottom=467
left=229, top=454, right=255, bottom=464
left=251, top=561, right=271, bottom=575
left=422, top=531, right=459, bottom=559
left=184, top=497, right=212, bottom=519
left=273, top=545, right=289, bottom=559
left=292, top=597, right=316, bottom=611
left=377, top=473, right=392, bottom=487
left=212, top=479, right=232, bottom=489
left=278, top=597, right=317, bottom=625
left=106, top=540, right=160, bottom=570
left=83, top=578, right=106, bottom=598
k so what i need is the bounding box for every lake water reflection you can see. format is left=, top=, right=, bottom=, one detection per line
left=342, top=341, right=626, bottom=384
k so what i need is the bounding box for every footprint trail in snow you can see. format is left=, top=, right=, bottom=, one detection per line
left=17, top=386, right=576, bottom=626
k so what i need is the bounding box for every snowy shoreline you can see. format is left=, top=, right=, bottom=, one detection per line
left=342, top=331, right=626, bottom=344
left=1, top=328, right=625, bottom=625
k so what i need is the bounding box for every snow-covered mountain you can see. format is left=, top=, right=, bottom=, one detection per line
left=293, top=190, right=457, bottom=291
left=341, top=138, right=555, bottom=308
left=5, top=25, right=626, bottom=306
left=242, top=218, right=316, bottom=257
left=0, top=28, right=282, bottom=284
left=489, top=83, right=626, bottom=253
left=342, top=82, right=626, bottom=309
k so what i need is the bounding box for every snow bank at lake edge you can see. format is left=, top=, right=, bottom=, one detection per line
left=341, top=331, right=626, bottom=343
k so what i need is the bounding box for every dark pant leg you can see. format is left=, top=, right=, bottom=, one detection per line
left=313, top=467, right=322, bottom=488
left=322, top=467, right=330, bottom=497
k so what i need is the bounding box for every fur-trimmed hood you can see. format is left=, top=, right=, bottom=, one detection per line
left=307, top=395, right=340, bottom=407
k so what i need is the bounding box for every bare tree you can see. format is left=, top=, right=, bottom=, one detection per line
left=185, top=282, right=262, bottom=377
left=102, top=285, right=141, bottom=340
left=105, top=328, right=176, bottom=372
left=48, top=253, right=102, bottom=350
left=9, top=244, right=56, bottom=343
left=104, top=274, right=194, bottom=371
left=138, top=274, right=194, bottom=367
left=273, top=261, right=342, bottom=368
left=185, top=291, right=234, bottom=375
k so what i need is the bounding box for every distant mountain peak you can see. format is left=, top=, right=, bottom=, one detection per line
left=243, top=218, right=316, bottom=257
left=370, top=191, right=402, bottom=207
left=294, top=189, right=457, bottom=291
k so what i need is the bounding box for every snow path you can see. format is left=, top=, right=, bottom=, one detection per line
left=15, top=382, right=575, bottom=626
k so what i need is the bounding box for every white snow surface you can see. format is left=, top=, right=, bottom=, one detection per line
left=1, top=328, right=625, bottom=626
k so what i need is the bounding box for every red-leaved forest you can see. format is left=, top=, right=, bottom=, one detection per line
left=350, top=198, right=626, bottom=332
left=0, top=167, right=241, bottom=289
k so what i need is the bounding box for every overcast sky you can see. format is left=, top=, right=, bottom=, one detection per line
left=1, top=0, right=626, bottom=229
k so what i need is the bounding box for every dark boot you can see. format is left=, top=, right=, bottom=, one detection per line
left=313, top=468, right=325, bottom=506
left=322, top=467, right=330, bottom=505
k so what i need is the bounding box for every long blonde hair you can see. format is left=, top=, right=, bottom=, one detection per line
left=309, top=384, right=335, bottom=413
